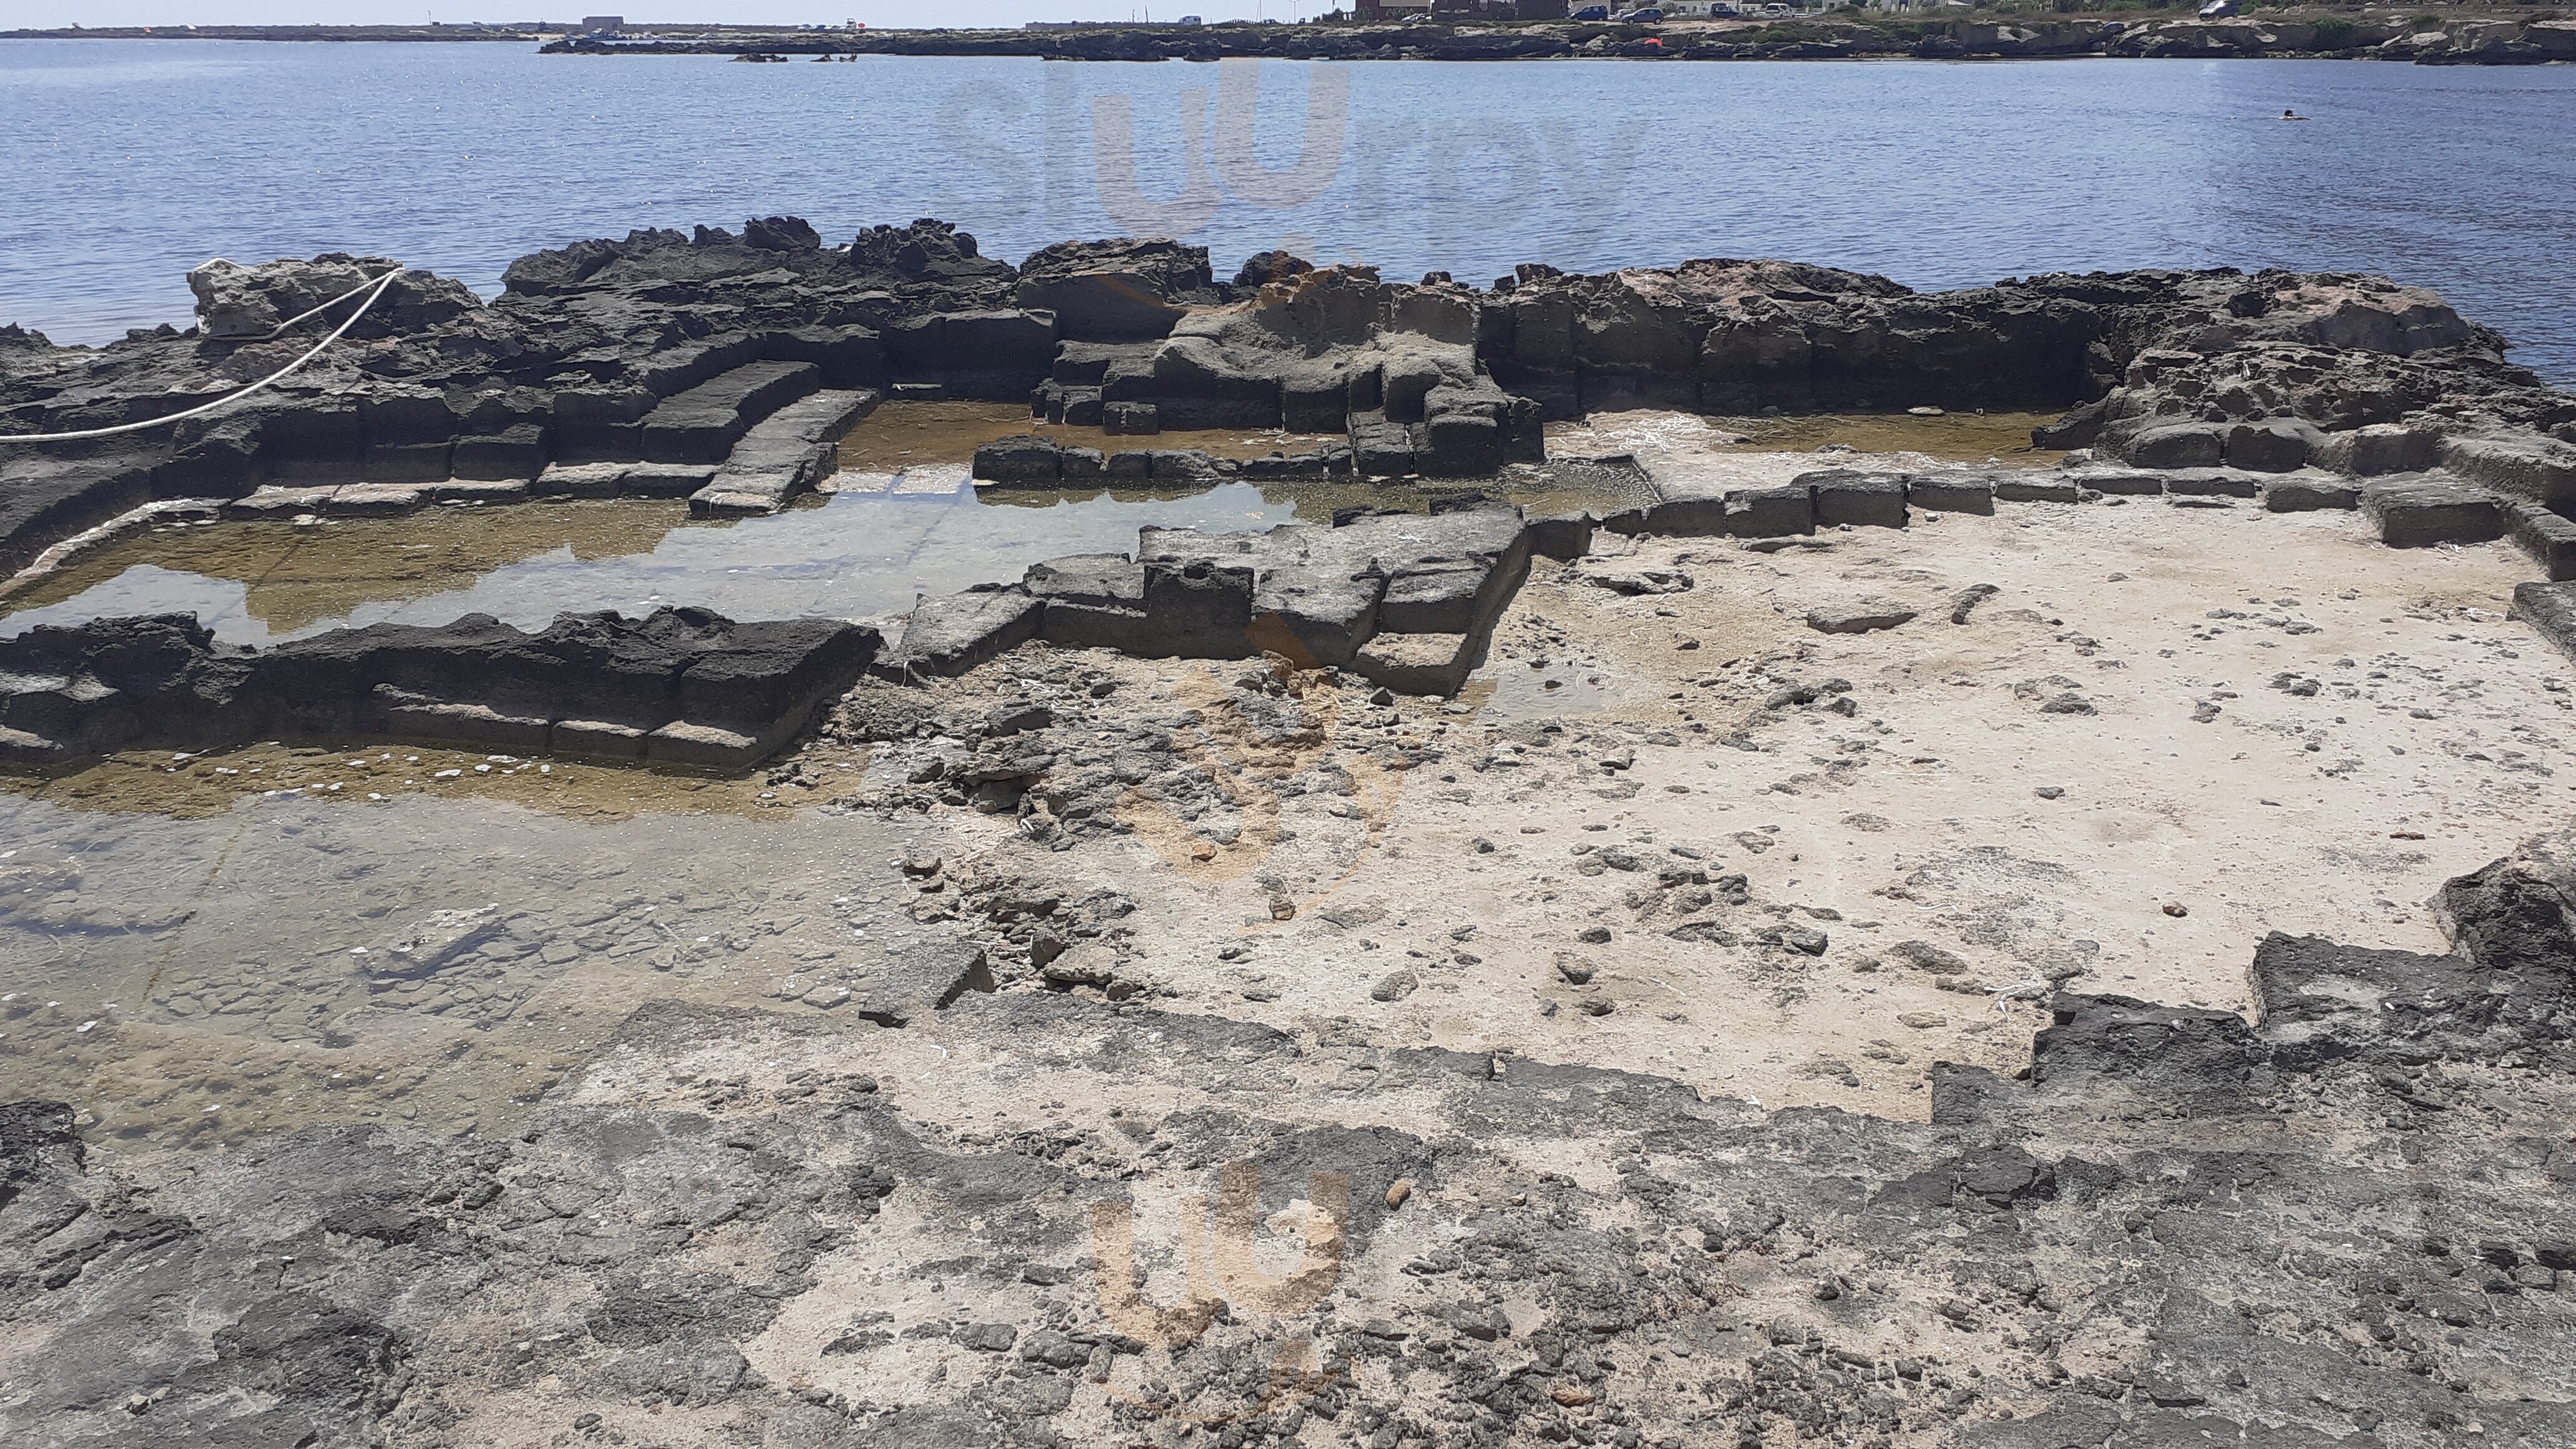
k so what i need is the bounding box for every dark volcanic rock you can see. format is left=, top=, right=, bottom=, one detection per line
left=1015, top=238, right=1217, bottom=343
left=0, top=608, right=879, bottom=768
left=2, top=224, right=2568, bottom=655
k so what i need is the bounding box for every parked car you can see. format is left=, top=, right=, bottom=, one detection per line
left=1709, top=3, right=1740, bottom=15
left=1572, top=4, right=1611, bottom=17
left=1619, top=6, right=1667, bottom=19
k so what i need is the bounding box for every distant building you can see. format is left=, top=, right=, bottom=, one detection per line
left=579, top=15, right=625, bottom=32
left=1355, top=0, right=1569, bottom=18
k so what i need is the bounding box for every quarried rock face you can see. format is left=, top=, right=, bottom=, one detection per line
left=5, top=222, right=2572, bottom=650
left=1485, top=258, right=2100, bottom=419
left=877, top=502, right=1531, bottom=696
left=0, top=608, right=880, bottom=769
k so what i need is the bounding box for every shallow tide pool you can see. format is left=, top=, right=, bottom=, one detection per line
left=0, top=404, right=2052, bottom=646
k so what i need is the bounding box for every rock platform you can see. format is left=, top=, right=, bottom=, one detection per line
left=7, top=826, right=2576, bottom=1447
left=6, top=222, right=2574, bottom=768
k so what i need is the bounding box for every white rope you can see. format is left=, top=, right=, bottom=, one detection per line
left=0, top=265, right=407, bottom=445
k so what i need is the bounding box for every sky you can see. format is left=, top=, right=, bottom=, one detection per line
left=4, top=2, right=1327, bottom=27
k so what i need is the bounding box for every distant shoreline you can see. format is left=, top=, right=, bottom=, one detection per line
left=4, top=17, right=2572, bottom=66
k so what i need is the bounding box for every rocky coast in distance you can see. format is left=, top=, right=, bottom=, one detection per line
left=560, top=11, right=2576, bottom=66
left=6, top=215, right=2576, bottom=1448
left=11, top=11, right=2575, bottom=64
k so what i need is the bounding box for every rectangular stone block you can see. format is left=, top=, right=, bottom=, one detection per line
left=2363, top=479, right=2504, bottom=547
left=1027, top=554, right=1148, bottom=650
left=1994, top=477, right=2081, bottom=504
left=1252, top=567, right=1384, bottom=670
left=881, top=588, right=1045, bottom=678
left=2440, top=434, right=2576, bottom=506
left=1724, top=485, right=1814, bottom=538
left=451, top=425, right=550, bottom=481
left=2164, top=469, right=2265, bottom=498
left=422, top=480, right=531, bottom=505
left=1140, top=558, right=1257, bottom=658
left=2315, top=423, right=2437, bottom=478
left=1102, top=401, right=1161, bottom=436
left=550, top=386, right=655, bottom=460
left=1905, top=472, right=1996, bottom=515
left=1353, top=631, right=1477, bottom=697
left=856, top=942, right=994, bottom=1028
left=2066, top=470, right=2164, bottom=496
left=640, top=360, right=820, bottom=464
left=1801, top=469, right=1908, bottom=529
left=361, top=440, right=454, bottom=485
left=972, top=434, right=1063, bottom=485
left=1529, top=512, right=1596, bottom=560
left=1637, top=484, right=1730, bottom=537
left=623, top=464, right=722, bottom=498
left=2508, top=502, right=2576, bottom=582
left=1350, top=414, right=1418, bottom=477
left=763, top=324, right=886, bottom=390
left=1379, top=568, right=1489, bottom=636
left=1423, top=412, right=1506, bottom=477
left=532, top=461, right=626, bottom=497
left=2263, top=481, right=2361, bottom=512
left=2513, top=580, right=2576, bottom=666
left=221, top=486, right=334, bottom=519
left=689, top=485, right=788, bottom=517
left=327, top=484, right=425, bottom=517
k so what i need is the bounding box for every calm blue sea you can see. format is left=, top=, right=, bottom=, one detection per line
left=2, top=39, right=2572, bottom=383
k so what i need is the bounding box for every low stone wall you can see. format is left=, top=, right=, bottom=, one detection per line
left=0, top=608, right=879, bottom=769
left=880, top=502, right=1531, bottom=698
